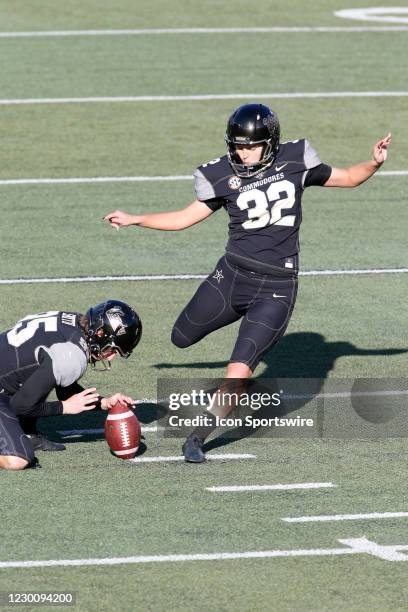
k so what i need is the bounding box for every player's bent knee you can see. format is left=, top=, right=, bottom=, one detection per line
left=0, top=455, right=29, bottom=470
left=171, top=326, right=193, bottom=349
left=227, top=362, right=253, bottom=378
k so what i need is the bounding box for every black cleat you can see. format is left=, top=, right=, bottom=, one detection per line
left=28, top=434, right=66, bottom=452
left=182, top=435, right=206, bottom=463
left=28, top=457, right=42, bottom=469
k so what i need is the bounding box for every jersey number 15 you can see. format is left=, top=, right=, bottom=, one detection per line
left=7, top=312, right=59, bottom=348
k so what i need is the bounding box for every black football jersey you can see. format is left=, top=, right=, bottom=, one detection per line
left=0, top=311, right=89, bottom=416
left=194, top=139, right=331, bottom=274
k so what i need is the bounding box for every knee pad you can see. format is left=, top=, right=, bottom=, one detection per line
left=171, top=326, right=192, bottom=349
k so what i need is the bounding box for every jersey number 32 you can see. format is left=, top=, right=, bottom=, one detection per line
left=237, top=180, right=296, bottom=229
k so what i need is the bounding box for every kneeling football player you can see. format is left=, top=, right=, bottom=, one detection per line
left=0, top=299, right=142, bottom=470
left=104, top=104, right=391, bottom=462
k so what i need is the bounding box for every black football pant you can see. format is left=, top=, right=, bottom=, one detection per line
left=19, top=416, right=38, bottom=435
left=0, top=394, right=35, bottom=464
left=172, top=255, right=298, bottom=371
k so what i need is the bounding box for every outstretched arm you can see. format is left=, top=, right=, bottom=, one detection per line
left=324, top=133, right=391, bottom=188
left=104, top=200, right=213, bottom=231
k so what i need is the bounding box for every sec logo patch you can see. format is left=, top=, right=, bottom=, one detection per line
left=228, top=176, right=242, bottom=190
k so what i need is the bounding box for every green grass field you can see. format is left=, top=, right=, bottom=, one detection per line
left=0, top=1, right=407, bottom=611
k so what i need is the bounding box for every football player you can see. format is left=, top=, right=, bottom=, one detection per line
left=104, top=104, right=391, bottom=462
left=0, top=299, right=142, bottom=470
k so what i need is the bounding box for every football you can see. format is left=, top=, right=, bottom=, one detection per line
left=104, top=400, right=141, bottom=459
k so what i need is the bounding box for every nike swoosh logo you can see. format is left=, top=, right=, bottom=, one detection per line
left=275, top=163, right=288, bottom=172
left=273, top=293, right=286, bottom=298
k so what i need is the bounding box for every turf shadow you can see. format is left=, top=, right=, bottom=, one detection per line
left=155, top=331, right=406, bottom=377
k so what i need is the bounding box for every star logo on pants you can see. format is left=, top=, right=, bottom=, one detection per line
left=213, top=269, right=224, bottom=283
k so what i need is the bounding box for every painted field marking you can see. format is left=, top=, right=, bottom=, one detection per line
left=335, top=8, right=408, bottom=25
left=283, top=389, right=408, bottom=401
left=0, top=175, right=191, bottom=185
left=338, top=537, right=408, bottom=561
left=0, top=170, right=404, bottom=187
left=129, top=453, right=256, bottom=463
left=300, top=267, right=408, bottom=276
left=0, top=538, right=407, bottom=569
left=57, top=425, right=158, bottom=437
left=206, top=482, right=336, bottom=492
left=0, top=267, right=407, bottom=286
left=283, top=511, right=408, bottom=523
left=0, top=274, right=205, bottom=285
left=377, top=171, right=408, bottom=176
left=1, top=92, right=408, bottom=106
left=0, top=26, right=407, bottom=38
left=0, top=26, right=407, bottom=39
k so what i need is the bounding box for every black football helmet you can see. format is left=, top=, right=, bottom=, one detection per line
left=86, top=299, right=142, bottom=363
left=225, top=104, right=280, bottom=178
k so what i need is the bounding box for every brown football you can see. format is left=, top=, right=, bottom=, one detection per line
left=104, top=400, right=141, bottom=459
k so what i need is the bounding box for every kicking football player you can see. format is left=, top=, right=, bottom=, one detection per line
left=0, top=299, right=142, bottom=470
left=104, top=104, right=391, bottom=462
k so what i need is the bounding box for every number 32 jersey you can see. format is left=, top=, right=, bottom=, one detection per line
left=194, top=139, right=332, bottom=275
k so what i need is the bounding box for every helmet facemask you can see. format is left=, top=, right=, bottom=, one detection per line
left=225, top=137, right=277, bottom=178
left=87, top=329, right=120, bottom=370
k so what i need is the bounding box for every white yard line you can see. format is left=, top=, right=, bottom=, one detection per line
left=1, top=92, right=408, bottom=106
left=0, top=267, right=407, bottom=286
left=206, top=482, right=336, bottom=492
left=283, top=511, right=408, bottom=523
left=377, top=170, right=408, bottom=176
left=283, top=389, right=408, bottom=401
left=0, top=175, right=191, bottom=185
left=0, top=170, right=403, bottom=186
left=129, top=453, right=256, bottom=463
left=57, top=426, right=158, bottom=437
left=0, top=538, right=407, bottom=569
left=0, top=274, right=206, bottom=284
left=300, top=267, right=408, bottom=276
left=0, top=27, right=407, bottom=38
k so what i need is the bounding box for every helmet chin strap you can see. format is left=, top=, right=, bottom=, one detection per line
left=90, top=356, right=112, bottom=371
left=88, top=347, right=112, bottom=371
left=229, top=154, right=275, bottom=178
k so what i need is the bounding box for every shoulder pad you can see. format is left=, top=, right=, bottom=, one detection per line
left=42, top=342, right=88, bottom=386
left=194, top=155, right=236, bottom=200
left=276, top=139, right=322, bottom=170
